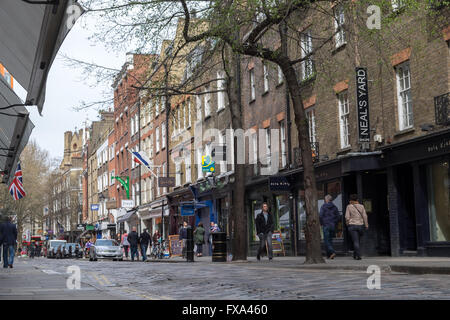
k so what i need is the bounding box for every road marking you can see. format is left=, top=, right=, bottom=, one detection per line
left=100, top=275, right=111, bottom=285
left=91, top=274, right=106, bottom=286
left=42, top=270, right=60, bottom=275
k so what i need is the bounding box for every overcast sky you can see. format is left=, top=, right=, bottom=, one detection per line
left=14, top=16, right=127, bottom=160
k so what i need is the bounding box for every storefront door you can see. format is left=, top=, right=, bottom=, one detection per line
left=397, top=165, right=417, bottom=251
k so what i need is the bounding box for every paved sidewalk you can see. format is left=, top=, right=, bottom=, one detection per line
left=145, top=255, right=450, bottom=274
left=0, top=258, right=118, bottom=300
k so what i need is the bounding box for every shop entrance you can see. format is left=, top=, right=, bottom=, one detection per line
left=397, top=165, right=417, bottom=252
left=343, top=172, right=390, bottom=255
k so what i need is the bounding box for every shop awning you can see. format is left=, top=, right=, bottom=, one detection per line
left=0, top=77, right=34, bottom=185
left=117, top=209, right=137, bottom=224
left=139, top=208, right=169, bottom=220
left=0, top=0, right=83, bottom=185
left=0, top=0, right=84, bottom=114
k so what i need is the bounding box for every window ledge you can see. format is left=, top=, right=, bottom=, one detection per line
left=394, top=127, right=415, bottom=137
left=276, top=81, right=284, bottom=88
left=299, top=73, right=317, bottom=87
left=332, top=42, right=347, bottom=55
left=336, top=146, right=352, bottom=156
left=262, top=90, right=269, bottom=97
left=217, top=107, right=225, bottom=114
left=249, top=98, right=256, bottom=104
left=204, top=114, right=212, bottom=121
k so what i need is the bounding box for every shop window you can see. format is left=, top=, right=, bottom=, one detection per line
left=297, top=180, right=344, bottom=240
left=426, top=159, right=450, bottom=242
left=250, top=200, right=264, bottom=241
left=276, top=195, right=291, bottom=241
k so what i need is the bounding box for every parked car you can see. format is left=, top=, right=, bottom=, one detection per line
left=89, top=239, right=123, bottom=261
left=46, top=240, right=67, bottom=259
left=64, top=243, right=77, bottom=258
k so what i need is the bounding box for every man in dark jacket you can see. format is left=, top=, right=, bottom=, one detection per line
left=255, top=203, right=274, bottom=261
left=319, top=194, right=340, bottom=259
left=139, top=229, right=151, bottom=261
left=0, top=216, right=17, bottom=268
left=128, top=227, right=139, bottom=261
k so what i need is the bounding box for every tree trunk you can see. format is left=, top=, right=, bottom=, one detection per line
left=280, top=61, right=325, bottom=264
left=228, top=50, right=247, bottom=261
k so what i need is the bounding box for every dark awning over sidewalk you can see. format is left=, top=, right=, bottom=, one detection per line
left=0, top=0, right=83, bottom=185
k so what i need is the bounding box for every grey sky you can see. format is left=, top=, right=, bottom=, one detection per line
left=15, top=16, right=127, bottom=160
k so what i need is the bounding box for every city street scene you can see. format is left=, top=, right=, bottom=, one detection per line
left=0, top=0, right=450, bottom=307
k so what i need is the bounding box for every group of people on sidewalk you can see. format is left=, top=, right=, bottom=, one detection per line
left=320, top=193, right=369, bottom=260
left=119, top=227, right=162, bottom=261
left=179, top=221, right=221, bottom=258
left=254, top=193, right=368, bottom=262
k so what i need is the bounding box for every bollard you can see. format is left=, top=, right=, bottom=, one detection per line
left=186, top=226, right=194, bottom=262
left=212, top=232, right=227, bottom=262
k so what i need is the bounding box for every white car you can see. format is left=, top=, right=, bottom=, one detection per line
left=46, top=240, right=67, bottom=259
left=90, top=239, right=123, bottom=261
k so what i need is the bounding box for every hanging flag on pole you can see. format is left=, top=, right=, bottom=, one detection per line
left=126, top=148, right=159, bottom=179
left=9, top=162, right=26, bottom=200
left=131, top=150, right=151, bottom=168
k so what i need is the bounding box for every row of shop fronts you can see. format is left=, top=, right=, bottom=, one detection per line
left=101, top=129, right=450, bottom=257
left=246, top=128, right=450, bottom=257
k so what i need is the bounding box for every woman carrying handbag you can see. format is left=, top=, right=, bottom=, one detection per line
left=345, top=194, right=369, bottom=260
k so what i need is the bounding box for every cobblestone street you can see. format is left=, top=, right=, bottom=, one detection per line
left=2, top=256, right=450, bottom=300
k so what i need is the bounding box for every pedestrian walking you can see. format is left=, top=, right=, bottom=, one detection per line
left=29, top=242, right=35, bottom=259
left=152, top=229, right=162, bottom=244
left=179, top=222, right=189, bottom=259
left=345, top=194, right=369, bottom=260
left=128, top=227, right=139, bottom=261
left=255, top=202, right=274, bottom=261
left=319, top=194, right=341, bottom=259
left=139, top=229, right=151, bottom=261
left=194, top=222, right=205, bottom=257
left=121, top=231, right=130, bottom=259
left=0, top=216, right=18, bottom=268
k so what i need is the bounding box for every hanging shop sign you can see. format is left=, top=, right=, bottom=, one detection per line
left=355, top=67, right=370, bottom=145
left=158, top=177, right=176, bottom=188
left=269, top=176, right=291, bottom=192
left=121, top=199, right=135, bottom=208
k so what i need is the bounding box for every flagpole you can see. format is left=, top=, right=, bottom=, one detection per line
left=125, top=148, right=160, bottom=179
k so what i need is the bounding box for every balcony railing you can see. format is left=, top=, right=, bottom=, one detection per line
left=435, top=92, right=449, bottom=126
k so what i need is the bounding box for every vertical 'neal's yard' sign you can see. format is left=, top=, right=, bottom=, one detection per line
left=356, top=67, right=370, bottom=144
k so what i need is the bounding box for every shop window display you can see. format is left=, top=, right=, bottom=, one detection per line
left=426, top=159, right=450, bottom=242
left=297, top=180, right=344, bottom=240
left=276, top=195, right=291, bottom=240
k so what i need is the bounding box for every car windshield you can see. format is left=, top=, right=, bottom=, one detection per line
left=50, top=241, right=66, bottom=248
left=65, top=243, right=76, bottom=249
left=95, top=240, right=118, bottom=247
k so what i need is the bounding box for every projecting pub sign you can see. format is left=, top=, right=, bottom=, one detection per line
left=356, top=67, right=370, bottom=143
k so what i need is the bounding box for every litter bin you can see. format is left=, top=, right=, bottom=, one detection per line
left=186, top=227, right=194, bottom=262
left=212, top=232, right=227, bottom=262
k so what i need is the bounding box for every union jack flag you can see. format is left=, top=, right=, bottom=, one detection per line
left=9, top=162, right=26, bottom=200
